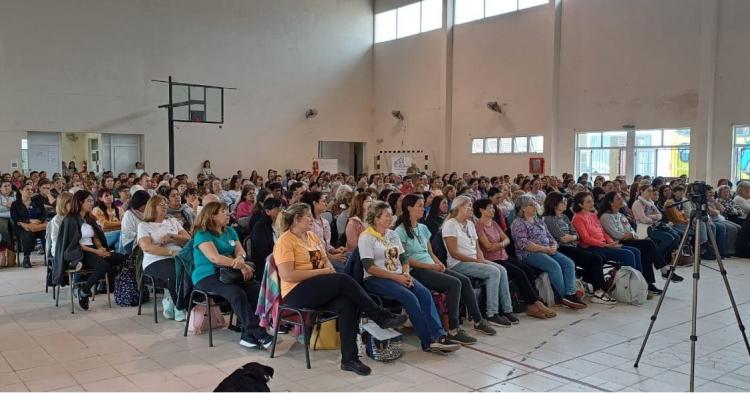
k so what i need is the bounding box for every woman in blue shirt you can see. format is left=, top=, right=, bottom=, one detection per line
left=192, top=202, right=272, bottom=350
left=395, top=194, right=496, bottom=344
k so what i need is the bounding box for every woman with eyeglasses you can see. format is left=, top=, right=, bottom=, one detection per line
left=10, top=183, right=47, bottom=268
left=53, top=190, right=125, bottom=310
left=137, top=195, right=191, bottom=321
left=632, top=185, right=682, bottom=266
left=511, top=194, right=586, bottom=309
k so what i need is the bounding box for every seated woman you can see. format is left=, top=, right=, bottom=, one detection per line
left=631, top=185, right=682, bottom=269
left=137, top=195, right=191, bottom=321
left=301, top=192, right=347, bottom=267
left=92, top=188, right=123, bottom=250
left=542, top=192, right=616, bottom=305
left=442, top=196, right=517, bottom=327
left=360, top=200, right=461, bottom=353
left=249, top=197, right=282, bottom=280
left=571, top=191, right=648, bottom=287
left=599, top=191, right=671, bottom=295
left=344, top=192, right=372, bottom=252
left=423, top=195, right=448, bottom=240
left=273, top=203, right=407, bottom=376
left=474, top=198, right=557, bottom=317
left=395, top=194, right=497, bottom=343
left=49, top=192, right=73, bottom=259
left=164, top=187, right=194, bottom=232
left=717, top=185, right=744, bottom=225
left=192, top=202, right=273, bottom=349
left=121, top=190, right=150, bottom=254
left=35, top=179, right=57, bottom=219
left=707, top=186, right=741, bottom=256
left=511, top=195, right=586, bottom=309
left=11, top=183, right=47, bottom=268
left=54, top=190, right=125, bottom=310
left=234, top=184, right=256, bottom=220
left=0, top=180, right=16, bottom=250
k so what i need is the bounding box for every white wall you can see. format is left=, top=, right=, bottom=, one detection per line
left=0, top=0, right=374, bottom=177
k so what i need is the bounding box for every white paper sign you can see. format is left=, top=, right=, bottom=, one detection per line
left=317, top=158, right=338, bottom=174
left=391, top=155, right=412, bottom=176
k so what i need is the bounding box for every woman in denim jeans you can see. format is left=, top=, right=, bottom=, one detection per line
left=510, top=195, right=586, bottom=310
left=442, top=196, right=517, bottom=327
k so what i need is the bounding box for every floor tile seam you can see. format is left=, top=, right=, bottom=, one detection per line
left=404, top=358, right=476, bottom=391
left=463, top=345, right=609, bottom=392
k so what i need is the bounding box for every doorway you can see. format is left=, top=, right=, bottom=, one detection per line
left=25, top=131, right=142, bottom=175
left=317, top=141, right=365, bottom=176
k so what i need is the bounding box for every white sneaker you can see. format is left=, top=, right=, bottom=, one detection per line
left=590, top=290, right=617, bottom=305
left=162, top=297, right=175, bottom=320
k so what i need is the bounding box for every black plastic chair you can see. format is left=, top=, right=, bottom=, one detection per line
left=137, top=273, right=162, bottom=323
left=182, top=289, right=235, bottom=347
left=265, top=255, right=338, bottom=369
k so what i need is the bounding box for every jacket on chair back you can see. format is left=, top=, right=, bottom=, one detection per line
left=52, top=215, right=107, bottom=286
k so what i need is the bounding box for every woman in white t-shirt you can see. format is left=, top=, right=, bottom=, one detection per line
left=442, top=195, right=516, bottom=328
left=359, top=201, right=460, bottom=354
left=137, top=195, right=191, bottom=321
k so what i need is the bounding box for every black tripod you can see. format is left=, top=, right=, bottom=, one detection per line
left=633, top=198, right=750, bottom=391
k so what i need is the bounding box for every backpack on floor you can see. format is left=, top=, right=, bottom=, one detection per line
left=611, top=266, right=648, bottom=305
left=115, top=264, right=147, bottom=306
left=535, top=272, right=556, bottom=306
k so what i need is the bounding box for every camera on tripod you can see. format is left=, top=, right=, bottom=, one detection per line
left=687, top=180, right=709, bottom=206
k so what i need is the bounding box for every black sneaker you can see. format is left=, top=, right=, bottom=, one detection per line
left=429, top=336, right=461, bottom=353
left=487, top=314, right=511, bottom=328
left=447, top=329, right=477, bottom=345
left=278, top=324, right=292, bottom=334
left=473, top=319, right=497, bottom=336
left=341, top=358, right=372, bottom=376
left=377, top=312, right=408, bottom=329
left=22, top=255, right=31, bottom=268
left=503, top=313, right=520, bottom=325
left=648, top=284, right=663, bottom=295
left=662, top=271, right=684, bottom=282
left=239, top=335, right=259, bottom=349
left=562, top=295, right=587, bottom=309
left=76, top=287, right=89, bottom=311
left=254, top=331, right=274, bottom=350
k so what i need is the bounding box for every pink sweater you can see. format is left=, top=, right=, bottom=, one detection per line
left=571, top=211, right=613, bottom=248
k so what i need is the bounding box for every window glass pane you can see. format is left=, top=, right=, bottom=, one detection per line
left=499, top=137, right=513, bottom=153
left=634, top=148, right=656, bottom=178
left=472, top=138, right=484, bottom=154
left=518, top=0, right=548, bottom=10
left=577, top=149, right=592, bottom=175
left=21, top=138, right=28, bottom=150
left=485, top=138, right=498, bottom=154
left=485, top=0, right=517, bottom=17
left=663, top=128, right=690, bottom=146
left=602, top=131, right=627, bottom=147
left=656, top=148, right=690, bottom=177
left=735, top=147, right=750, bottom=180
left=635, top=130, right=661, bottom=147
left=375, top=9, right=397, bottom=43
left=513, top=137, right=528, bottom=153
left=591, top=149, right=612, bottom=176
left=455, top=0, right=484, bottom=24
left=576, top=132, right=601, bottom=148
left=529, top=136, right=543, bottom=153
left=421, top=0, right=442, bottom=32
left=735, top=126, right=750, bottom=145
left=397, top=2, right=421, bottom=38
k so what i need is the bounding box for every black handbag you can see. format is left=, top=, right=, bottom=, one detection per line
left=218, top=262, right=255, bottom=284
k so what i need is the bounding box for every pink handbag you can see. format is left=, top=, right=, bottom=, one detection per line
left=188, top=301, right=228, bottom=334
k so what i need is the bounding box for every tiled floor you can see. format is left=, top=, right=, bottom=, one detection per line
left=0, top=255, right=749, bottom=391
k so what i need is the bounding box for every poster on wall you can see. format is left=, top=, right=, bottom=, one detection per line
left=316, top=159, right=338, bottom=174
left=391, top=154, right=412, bottom=176
left=529, top=157, right=544, bottom=174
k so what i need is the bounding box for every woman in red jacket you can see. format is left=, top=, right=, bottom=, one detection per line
left=570, top=192, right=645, bottom=277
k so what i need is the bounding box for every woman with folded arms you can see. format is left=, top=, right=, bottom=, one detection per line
left=395, top=194, right=497, bottom=343
left=301, top=191, right=347, bottom=265
left=92, top=188, right=123, bottom=250
left=511, top=195, right=586, bottom=310
left=11, top=183, right=47, bottom=268
left=273, top=203, right=407, bottom=376
left=631, top=185, right=682, bottom=266
left=360, top=200, right=461, bottom=353
left=598, top=191, right=668, bottom=295
left=137, top=196, right=191, bottom=321
left=423, top=195, right=448, bottom=240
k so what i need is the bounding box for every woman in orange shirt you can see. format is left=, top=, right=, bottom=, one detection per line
left=273, top=203, right=406, bottom=376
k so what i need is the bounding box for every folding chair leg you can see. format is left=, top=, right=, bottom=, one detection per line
left=69, top=273, right=75, bottom=314
left=207, top=299, right=214, bottom=347
left=137, top=278, right=144, bottom=315
left=55, top=285, right=60, bottom=306
left=105, top=273, right=111, bottom=308
left=150, top=277, right=158, bottom=324
left=270, top=319, right=281, bottom=359
left=183, top=292, right=195, bottom=337
left=301, top=318, right=311, bottom=369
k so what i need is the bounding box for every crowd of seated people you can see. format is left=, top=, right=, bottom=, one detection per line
left=5, top=164, right=750, bottom=375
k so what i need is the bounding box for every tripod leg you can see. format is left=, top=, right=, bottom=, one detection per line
left=634, top=219, right=692, bottom=368
left=687, top=216, right=704, bottom=392
left=704, top=217, right=750, bottom=357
